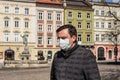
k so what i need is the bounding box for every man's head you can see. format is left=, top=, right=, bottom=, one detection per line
left=56, top=24, right=77, bottom=51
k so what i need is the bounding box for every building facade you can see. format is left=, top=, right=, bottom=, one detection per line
left=36, top=0, right=64, bottom=61
left=63, top=0, right=94, bottom=51
left=0, top=0, right=36, bottom=66
left=92, top=1, right=120, bottom=60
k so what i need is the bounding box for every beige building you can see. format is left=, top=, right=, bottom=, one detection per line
left=36, top=0, right=64, bottom=61
left=0, top=0, right=37, bottom=67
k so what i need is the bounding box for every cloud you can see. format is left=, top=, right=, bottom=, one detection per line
left=112, top=0, right=120, bottom=2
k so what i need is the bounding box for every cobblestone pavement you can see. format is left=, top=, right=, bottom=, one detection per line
left=0, top=64, right=120, bottom=80
left=98, top=64, right=120, bottom=80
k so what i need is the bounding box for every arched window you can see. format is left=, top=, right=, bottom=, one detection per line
left=37, top=50, right=44, bottom=60
left=5, top=49, right=14, bottom=60
left=98, top=47, right=105, bottom=60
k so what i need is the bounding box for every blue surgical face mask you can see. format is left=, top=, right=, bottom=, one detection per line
left=59, top=38, right=71, bottom=51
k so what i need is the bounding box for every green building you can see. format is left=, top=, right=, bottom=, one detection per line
left=63, top=0, right=94, bottom=50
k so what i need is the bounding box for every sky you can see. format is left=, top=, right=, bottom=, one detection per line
left=112, top=0, right=120, bottom=3
left=93, top=0, right=120, bottom=3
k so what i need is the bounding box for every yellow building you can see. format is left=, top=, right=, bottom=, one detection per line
left=64, top=0, right=94, bottom=50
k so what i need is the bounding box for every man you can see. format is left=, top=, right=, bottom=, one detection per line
left=50, top=24, right=101, bottom=80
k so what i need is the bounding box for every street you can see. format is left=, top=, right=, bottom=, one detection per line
left=0, top=64, right=120, bottom=80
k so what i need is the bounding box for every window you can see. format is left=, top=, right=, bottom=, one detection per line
left=48, top=25, right=52, bottom=32
left=96, top=34, right=99, bottom=41
left=56, top=38, right=59, bottom=45
left=48, top=12, right=52, bottom=20
left=87, top=13, right=90, bottom=18
left=87, top=22, right=90, bottom=29
left=4, top=19, right=9, bottom=27
left=68, top=21, right=72, bottom=25
left=68, top=11, right=72, bottom=17
left=78, top=34, right=81, bottom=41
left=38, top=37, right=42, bottom=44
left=38, top=12, right=43, bottom=20
left=48, top=37, right=52, bottom=45
left=4, top=33, right=9, bottom=42
left=101, top=10, right=104, bottom=16
left=78, top=22, right=81, bottom=29
left=96, top=22, right=99, bottom=28
left=5, top=6, right=9, bottom=12
left=38, top=51, right=44, bottom=60
left=25, top=8, right=29, bottom=15
left=15, top=7, right=19, bottom=13
left=15, top=20, right=19, bottom=27
left=113, top=12, right=117, bottom=17
left=87, top=35, right=90, bottom=42
left=47, top=51, right=52, bottom=59
left=101, top=34, right=105, bottom=41
left=14, top=33, right=19, bottom=42
left=56, top=13, right=61, bottom=21
left=101, top=22, right=104, bottom=28
left=95, top=10, right=99, bottom=16
left=78, top=12, right=81, bottom=18
left=38, top=24, right=43, bottom=32
left=108, top=35, right=112, bottom=41
left=108, top=22, right=111, bottom=28
left=25, top=20, right=29, bottom=28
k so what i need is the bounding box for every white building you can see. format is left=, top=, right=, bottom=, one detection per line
left=92, top=1, right=120, bottom=60
left=0, top=0, right=36, bottom=66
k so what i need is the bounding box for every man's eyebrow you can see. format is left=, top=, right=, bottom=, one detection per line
left=57, top=37, right=67, bottom=39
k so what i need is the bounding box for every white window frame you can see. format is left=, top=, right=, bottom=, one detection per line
left=87, top=22, right=90, bottom=29
left=38, top=36, right=43, bottom=44
left=25, top=8, right=29, bottom=15
left=38, top=12, right=43, bottom=20
left=56, top=13, right=61, bottom=21
left=38, top=24, right=43, bottom=32
left=25, top=20, right=29, bottom=28
left=78, top=22, right=82, bottom=29
left=68, top=11, right=72, bottom=17
left=14, top=33, right=19, bottom=42
left=15, top=20, right=19, bottom=28
left=15, top=7, right=19, bottom=13
left=4, top=33, right=9, bottom=42
left=48, top=24, right=52, bottom=32
left=48, top=37, right=52, bottom=45
left=87, top=34, right=91, bottom=42
left=5, top=6, right=9, bottom=12
left=87, top=13, right=90, bottom=18
left=47, top=12, right=52, bottom=20
left=4, top=19, right=9, bottom=28
left=78, top=34, right=82, bottom=41
left=78, top=12, right=81, bottom=18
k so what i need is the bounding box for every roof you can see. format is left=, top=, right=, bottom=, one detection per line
left=65, top=0, right=92, bottom=8
left=36, top=0, right=62, bottom=4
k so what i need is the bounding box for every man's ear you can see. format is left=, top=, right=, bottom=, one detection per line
left=72, top=35, right=77, bottom=42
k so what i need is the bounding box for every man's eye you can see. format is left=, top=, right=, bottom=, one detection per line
left=61, top=37, right=66, bottom=39
left=57, top=37, right=66, bottom=39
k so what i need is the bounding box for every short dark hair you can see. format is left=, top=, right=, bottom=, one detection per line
left=56, top=24, right=77, bottom=37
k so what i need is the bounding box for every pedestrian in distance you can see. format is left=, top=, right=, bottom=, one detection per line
left=50, top=24, right=101, bottom=80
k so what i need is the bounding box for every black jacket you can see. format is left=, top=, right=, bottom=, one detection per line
left=50, top=44, right=101, bottom=80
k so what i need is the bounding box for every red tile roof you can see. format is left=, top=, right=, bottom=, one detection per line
left=36, top=0, right=62, bottom=4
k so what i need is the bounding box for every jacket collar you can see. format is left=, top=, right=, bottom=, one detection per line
left=61, top=43, right=79, bottom=59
